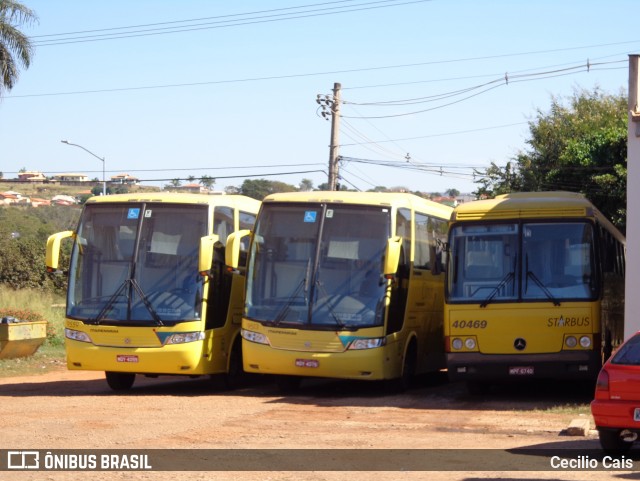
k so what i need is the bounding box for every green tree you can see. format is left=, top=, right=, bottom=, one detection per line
left=474, top=87, right=627, bottom=231
left=299, top=178, right=314, bottom=192
left=316, top=182, right=349, bottom=191
left=0, top=0, right=37, bottom=98
left=200, top=175, right=215, bottom=189
left=0, top=205, right=79, bottom=291
left=239, top=179, right=297, bottom=200
left=91, top=185, right=112, bottom=196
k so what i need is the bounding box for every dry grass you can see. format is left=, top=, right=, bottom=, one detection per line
left=0, top=287, right=67, bottom=377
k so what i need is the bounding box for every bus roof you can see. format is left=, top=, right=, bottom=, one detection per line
left=452, top=191, right=625, bottom=243
left=85, top=192, right=260, bottom=211
left=453, top=191, right=594, bottom=220
left=262, top=191, right=453, bottom=219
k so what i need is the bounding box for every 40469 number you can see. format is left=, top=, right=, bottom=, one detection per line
left=452, top=320, right=487, bottom=329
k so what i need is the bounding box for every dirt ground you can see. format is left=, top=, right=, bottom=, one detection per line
left=0, top=367, right=637, bottom=481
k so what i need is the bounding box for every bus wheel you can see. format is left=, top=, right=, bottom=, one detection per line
left=385, top=343, right=416, bottom=393
left=105, top=372, right=135, bottom=391
left=223, top=339, right=247, bottom=390
left=275, top=375, right=302, bottom=394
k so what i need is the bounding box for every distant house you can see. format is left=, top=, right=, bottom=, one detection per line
left=0, top=192, right=30, bottom=205
left=0, top=192, right=20, bottom=205
left=110, top=173, right=139, bottom=185
left=431, top=196, right=458, bottom=207
left=51, top=194, right=77, bottom=205
left=173, top=183, right=207, bottom=194
left=18, top=171, right=46, bottom=182
left=30, top=197, right=51, bottom=207
left=53, top=173, right=90, bottom=183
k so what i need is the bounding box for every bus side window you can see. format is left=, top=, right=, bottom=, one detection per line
left=214, top=206, right=234, bottom=246
left=387, top=208, right=411, bottom=335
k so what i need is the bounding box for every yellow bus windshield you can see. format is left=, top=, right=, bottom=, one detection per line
left=67, top=202, right=207, bottom=325
left=447, top=220, right=597, bottom=305
left=246, top=203, right=390, bottom=329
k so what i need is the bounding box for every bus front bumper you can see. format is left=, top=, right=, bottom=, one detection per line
left=65, top=339, right=218, bottom=376
left=242, top=339, right=394, bottom=381
left=446, top=351, right=601, bottom=382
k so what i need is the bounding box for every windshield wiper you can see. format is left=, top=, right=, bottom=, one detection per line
left=89, top=278, right=164, bottom=326
left=526, top=270, right=561, bottom=306
left=313, top=279, right=347, bottom=329
left=525, top=254, right=560, bottom=306
left=480, top=271, right=515, bottom=308
left=272, top=276, right=307, bottom=326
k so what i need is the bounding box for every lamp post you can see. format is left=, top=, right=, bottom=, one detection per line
left=61, top=140, right=106, bottom=195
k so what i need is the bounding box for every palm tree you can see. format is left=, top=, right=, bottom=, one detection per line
left=199, top=175, right=215, bottom=189
left=0, top=0, right=37, bottom=98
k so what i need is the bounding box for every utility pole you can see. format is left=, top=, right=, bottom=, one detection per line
left=317, top=83, right=342, bottom=191
left=328, top=83, right=341, bottom=190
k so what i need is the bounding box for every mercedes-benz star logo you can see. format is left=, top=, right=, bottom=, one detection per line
left=514, top=338, right=527, bottom=351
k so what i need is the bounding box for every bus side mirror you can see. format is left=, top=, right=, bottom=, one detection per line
left=198, top=234, right=219, bottom=276
left=225, top=229, right=251, bottom=271
left=46, top=231, right=74, bottom=272
left=383, top=236, right=402, bottom=278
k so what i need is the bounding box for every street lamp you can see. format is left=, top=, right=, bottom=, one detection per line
left=61, top=140, right=106, bottom=195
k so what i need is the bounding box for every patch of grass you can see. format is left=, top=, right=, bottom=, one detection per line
left=0, top=287, right=67, bottom=377
left=534, top=403, right=592, bottom=415
left=0, top=344, right=65, bottom=377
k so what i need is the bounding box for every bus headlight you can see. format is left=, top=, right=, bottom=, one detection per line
left=451, top=337, right=477, bottom=351
left=65, top=328, right=92, bottom=343
left=164, top=331, right=205, bottom=345
left=241, top=328, right=269, bottom=345
left=348, top=338, right=386, bottom=350
left=579, top=336, right=591, bottom=348
left=565, top=336, right=577, bottom=348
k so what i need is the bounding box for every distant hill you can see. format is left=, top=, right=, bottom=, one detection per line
left=0, top=181, right=160, bottom=200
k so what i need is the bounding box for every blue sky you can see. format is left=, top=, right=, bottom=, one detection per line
left=0, top=0, right=635, bottom=194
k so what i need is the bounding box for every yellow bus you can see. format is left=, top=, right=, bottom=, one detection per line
left=46, top=193, right=260, bottom=391
left=444, top=192, right=625, bottom=392
left=225, top=191, right=452, bottom=391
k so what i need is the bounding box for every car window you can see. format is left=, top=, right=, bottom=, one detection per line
left=611, top=334, right=640, bottom=365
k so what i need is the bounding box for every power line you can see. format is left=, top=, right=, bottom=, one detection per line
left=4, top=163, right=326, bottom=176
left=340, top=60, right=626, bottom=119
left=31, top=0, right=364, bottom=38
left=101, top=170, right=330, bottom=184
left=31, top=0, right=431, bottom=47
left=6, top=43, right=634, bottom=99
left=340, top=121, right=528, bottom=147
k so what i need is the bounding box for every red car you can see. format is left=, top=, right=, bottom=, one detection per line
left=591, top=332, right=640, bottom=453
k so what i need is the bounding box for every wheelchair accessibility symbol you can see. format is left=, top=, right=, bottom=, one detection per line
left=304, top=211, right=317, bottom=223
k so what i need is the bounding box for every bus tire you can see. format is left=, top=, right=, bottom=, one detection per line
left=105, top=372, right=135, bottom=391
left=223, top=338, right=246, bottom=390
left=385, top=342, right=416, bottom=393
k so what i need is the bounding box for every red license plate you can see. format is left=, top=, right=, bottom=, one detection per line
left=295, top=359, right=319, bottom=368
left=116, top=355, right=139, bottom=363
left=509, top=366, right=534, bottom=375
